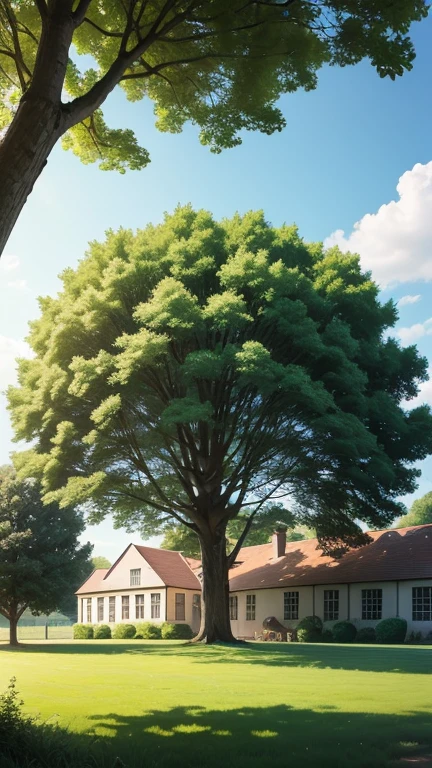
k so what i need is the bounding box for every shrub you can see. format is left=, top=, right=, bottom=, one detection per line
left=160, top=623, right=194, bottom=640
left=112, top=623, right=136, bottom=639
left=332, top=621, right=357, bottom=643
left=94, top=624, right=111, bottom=640
left=296, top=616, right=323, bottom=643
left=320, top=629, right=333, bottom=643
left=73, top=624, right=93, bottom=639
left=375, top=617, right=407, bottom=644
left=356, top=627, right=376, bottom=644
left=134, top=622, right=162, bottom=640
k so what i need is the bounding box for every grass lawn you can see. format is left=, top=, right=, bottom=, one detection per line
left=0, top=640, right=431, bottom=768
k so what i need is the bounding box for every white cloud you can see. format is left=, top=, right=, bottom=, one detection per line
left=7, top=279, right=28, bottom=292
left=0, top=335, right=31, bottom=392
left=405, top=370, right=432, bottom=410
left=0, top=253, right=19, bottom=272
left=397, top=294, right=421, bottom=307
left=396, top=318, right=432, bottom=345
left=324, top=162, right=432, bottom=287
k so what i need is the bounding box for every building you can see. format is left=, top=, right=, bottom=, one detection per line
left=76, top=544, right=202, bottom=634
left=76, top=524, right=432, bottom=638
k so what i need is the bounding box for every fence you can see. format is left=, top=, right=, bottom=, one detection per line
left=0, top=621, right=74, bottom=642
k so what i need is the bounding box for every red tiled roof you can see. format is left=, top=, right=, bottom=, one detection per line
left=229, top=525, right=432, bottom=591
left=134, top=546, right=201, bottom=590
left=76, top=569, right=109, bottom=595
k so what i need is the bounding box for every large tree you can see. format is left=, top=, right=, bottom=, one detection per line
left=396, top=491, right=432, bottom=528
left=0, top=0, right=428, bottom=257
left=8, top=207, right=432, bottom=643
left=0, top=465, right=92, bottom=645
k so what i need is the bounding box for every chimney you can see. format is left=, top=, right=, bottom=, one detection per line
left=272, top=528, right=287, bottom=559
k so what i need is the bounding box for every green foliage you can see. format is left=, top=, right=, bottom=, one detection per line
left=320, top=629, right=334, bottom=643
left=0, top=1, right=427, bottom=178
left=113, top=624, right=136, bottom=640
left=94, top=624, right=111, bottom=640
left=296, top=616, right=323, bottom=643
left=8, top=208, right=432, bottom=561
left=332, top=622, right=357, bottom=643
left=134, top=622, right=162, bottom=640
left=0, top=466, right=92, bottom=638
left=396, top=491, right=432, bottom=528
left=92, top=556, right=112, bottom=570
left=356, top=627, right=377, bottom=644
left=375, top=618, right=407, bottom=644
left=160, top=623, right=194, bottom=640
left=73, top=624, right=94, bottom=640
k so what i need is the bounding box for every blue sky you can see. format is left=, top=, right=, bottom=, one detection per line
left=1, top=15, right=432, bottom=561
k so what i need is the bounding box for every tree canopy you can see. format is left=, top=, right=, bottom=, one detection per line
left=0, top=0, right=428, bottom=256
left=0, top=465, right=92, bottom=645
left=8, top=206, right=432, bottom=641
left=91, top=555, right=112, bottom=569
left=396, top=491, right=432, bottom=528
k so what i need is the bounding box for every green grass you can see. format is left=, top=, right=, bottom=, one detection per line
left=0, top=640, right=431, bottom=768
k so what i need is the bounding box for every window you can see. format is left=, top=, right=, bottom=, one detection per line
left=284, top=591, right=299, bottom=621
left=130, top=568, right=141, bottom=586
left=122, top=595, right=129, bottom=620
left=175, top=593, right=186, bottom=621
left=413, top=587, right=432, bottom=621
left=81, top=599, right=85, bottom=623
left=362, top=589, right=382, bottom=620
left=109, top=596, right=115, bottom=623
left=324, top=590, right=339, bottom=621
left=229, top=596, right=238, bottom=620
left=86, top=598, right=92, bottom=623
left=151, top=593, right=160, bottom=619
left=135, top=594, right=145, bottom=619
left=246, top=594, right=256, bottom=621
left=97, top=597, right=104, bottom=622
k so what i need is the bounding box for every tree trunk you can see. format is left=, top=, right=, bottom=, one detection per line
left=0, top=96, right=65, bottom=256
left=193, top=526, right=238, bottom=644
left=9, top=614, right=19, bottom=647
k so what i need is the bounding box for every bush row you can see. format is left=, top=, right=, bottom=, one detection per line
left=296, top=616, right=408, bottom=645
left=73, top=622, right=194, bottom=640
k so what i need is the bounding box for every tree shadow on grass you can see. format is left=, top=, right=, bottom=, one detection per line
left=80, top=703, right=432, bottom=768
left=1, top=640, right=431, bottom=675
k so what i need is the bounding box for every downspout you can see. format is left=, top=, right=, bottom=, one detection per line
left=165, top=587, right=168, bottom=621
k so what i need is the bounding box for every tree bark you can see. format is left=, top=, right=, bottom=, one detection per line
left=9, top=613, right=19, bottom=647
left=0, top=96, right=65, bottom=255
left=193, top=525, right=238, bottom=644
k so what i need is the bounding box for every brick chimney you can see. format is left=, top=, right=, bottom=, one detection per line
left=272, top=528, right=287, bottom=559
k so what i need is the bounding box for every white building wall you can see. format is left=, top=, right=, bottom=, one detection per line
left=166, top=588, right=201, bottom=631
left=230, top=579, right=432, bottom=638
left=102, top=546, right=165, bottom=590
left=79, top=588, right=167, bottom=625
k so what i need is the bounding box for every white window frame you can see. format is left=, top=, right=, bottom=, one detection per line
left=284, top=591, right=299, bottom=621
left=122, top=595, right=130, bottom=620
left=412, top=587, right=432, bottom=621
left=151, top=593, right=161, bottom=619
left=324, top=589, right=339, bottom=622
left=86, top=598, right=92, bottom=623
left=229, top=595, right=238, bottom=620
left=362, top=588, right=382, bottom=620
left=97, top=597, right=104, bottom=622
left=130, top=568, right=141, bottom=586
left=246, top=594, right=256, bottom=621
left=135, top=594, right=145, bottom=619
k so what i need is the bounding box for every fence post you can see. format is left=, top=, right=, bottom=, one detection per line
left=45, top=623, right=48, bottom=640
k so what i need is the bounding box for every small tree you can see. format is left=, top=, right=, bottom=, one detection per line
left=91, top=555, right=112, bottom=569
left=0, top=466, right=92, bottom=645
left=0, top=0, right=428, bottom=256
left=396, top=491, right=432, bottom=528
left=8, top=208, right=432, bottom=643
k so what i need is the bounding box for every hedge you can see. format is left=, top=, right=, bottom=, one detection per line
left=375, top=618, right=407, bottom=644
left=73, top=624, right=93, bottom=640
left=160, top=623, right=194, bottom=640
left=332, top=621, right=357, bottom=643
left=134, top=622, right=162, bottom=639
left=93, top=624, right=111, bottom=640
left=296, top=616, right=323, bottom=643
left=112, top=623, right=136, bottom=639
left=356, top=627, right=376, bottom=644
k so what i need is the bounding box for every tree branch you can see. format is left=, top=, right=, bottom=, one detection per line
left=72, top=0, right=94, bottom=26
left=82, top=17, right=124, bottom=37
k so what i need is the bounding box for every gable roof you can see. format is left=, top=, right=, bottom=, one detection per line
left=76, top=569, right=109, bottom=595
left=229, top=524, right=432, bottom=591
left=134, top=546, right=201, bottom=590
